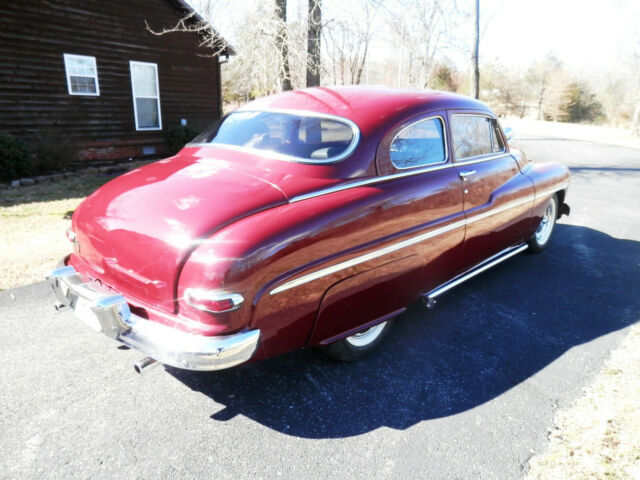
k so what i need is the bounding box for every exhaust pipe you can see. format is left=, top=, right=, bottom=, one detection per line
left=134, top=356, right=159, bottom=374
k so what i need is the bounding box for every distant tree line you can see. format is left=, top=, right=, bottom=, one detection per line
left=169, top=0, right=639, bottom=130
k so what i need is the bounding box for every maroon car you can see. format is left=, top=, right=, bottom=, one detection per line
left=49, top=86, right=570, bottom=373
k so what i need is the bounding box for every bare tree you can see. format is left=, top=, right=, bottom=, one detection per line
left=386, top=0, right=462, bottom=89
left=275, top=0, right=292, bottom=91
left=525, top=54, right=566, bottom=120
left=323, top=0, right=380, bottom=85
left=307, top=0, right=322, bottom=87
left=633, top=47, right=640, bottom=136
left=472, top=0, right=479, bottom=99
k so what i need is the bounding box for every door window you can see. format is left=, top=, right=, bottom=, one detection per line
left=451, top=115, right=495, bottom=160
left=389, top=116, right=446, bottom=169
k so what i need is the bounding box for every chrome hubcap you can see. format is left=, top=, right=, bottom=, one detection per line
left=535, top=198, right=556, bottom=245
left=345, top=322, right=387, bottom=347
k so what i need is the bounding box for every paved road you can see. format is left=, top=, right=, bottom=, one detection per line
left=1, top=137, right=639, bottom=480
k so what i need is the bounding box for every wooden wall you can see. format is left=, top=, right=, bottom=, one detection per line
left=0, top=0, right=222, bottom=160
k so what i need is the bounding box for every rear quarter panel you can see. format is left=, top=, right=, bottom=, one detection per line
left=179, top=172, right=464, bottom=360
left=523, top=162, right=571, bottom=234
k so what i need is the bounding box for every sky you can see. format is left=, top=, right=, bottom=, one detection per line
left=194, top=0, right=640, bottom=72
left=477, top=0, right=639, bottom=70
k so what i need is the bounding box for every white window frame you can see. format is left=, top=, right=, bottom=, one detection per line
left=63, top=54, right=100, bottom=96
left=129, top=61, right=162, bottom=131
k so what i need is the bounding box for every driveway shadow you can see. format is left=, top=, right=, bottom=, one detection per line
left=168, top=224, right=640, bottom=438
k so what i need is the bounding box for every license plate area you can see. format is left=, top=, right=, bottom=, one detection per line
left=74, top=297, right=102, bottom=333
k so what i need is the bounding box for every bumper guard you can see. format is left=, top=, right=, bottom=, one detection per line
left=47, top=266, right=260, bottom=371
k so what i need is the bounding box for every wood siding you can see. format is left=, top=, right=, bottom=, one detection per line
left=0, top=0, right=222, bottom=159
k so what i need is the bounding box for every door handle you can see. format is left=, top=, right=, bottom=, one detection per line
left=459, top=170, right=476, bottom=181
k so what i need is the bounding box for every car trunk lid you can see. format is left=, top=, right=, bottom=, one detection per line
left=72, top=157, right=287, bottom=312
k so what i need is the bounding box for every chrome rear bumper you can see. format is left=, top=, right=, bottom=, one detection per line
left=47, top=266, right=260, bottom=371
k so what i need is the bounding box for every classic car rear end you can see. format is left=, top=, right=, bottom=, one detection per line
left=49, top=86, right=570, bottom=373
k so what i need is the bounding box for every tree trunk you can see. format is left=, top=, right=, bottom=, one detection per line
left=632, top=102, right=640, bottom=137
left=275, top=0, right=292, bottom=91
left=472, top=0, right=480, bottom=99
left=537, top=86, right=546, bottom=120
left=306, top=0, right=322, bottom=87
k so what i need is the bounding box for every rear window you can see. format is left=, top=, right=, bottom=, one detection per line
left=390, top=117, right=446, bottom=169
left=191, top=111, right=358, bottom=162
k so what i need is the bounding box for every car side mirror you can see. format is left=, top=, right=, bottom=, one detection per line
left=503, top=127, right=513, bottom=141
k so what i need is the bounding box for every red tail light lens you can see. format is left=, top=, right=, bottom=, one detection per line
left=184, top=288, right=244, bottom=313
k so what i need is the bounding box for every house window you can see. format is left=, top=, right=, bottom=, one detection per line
left=129, top=61, right=162, bottom=131
left=63, top=54, right=99, bottom=96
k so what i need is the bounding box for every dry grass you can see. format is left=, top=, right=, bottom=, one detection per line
left=0, top=174, right=111, bottom=290
left=526, top=323, right=640, bottom=480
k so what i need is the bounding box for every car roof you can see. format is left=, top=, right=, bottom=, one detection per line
left=239, top=86, right=493, bottom=134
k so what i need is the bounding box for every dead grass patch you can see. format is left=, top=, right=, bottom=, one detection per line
left=526, top=323, right=640, bottom=480
left=0, top=175, right=111, bottom=290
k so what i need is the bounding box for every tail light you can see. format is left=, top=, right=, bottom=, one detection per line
left=184, top=288, right=244, bottom=313
left=66, top=228, right=77, bottom=245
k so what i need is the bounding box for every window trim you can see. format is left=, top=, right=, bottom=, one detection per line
left=129, top=60, right=162, bottom=131
left=188, top=108, right=361, bottom=164
left=389, top=115, right=448, bottom=170
left=63, top=53, right=100, bottom=96
left=451, top=113, right=505, bottom=162
left=490, top=119, right=507, bottom=154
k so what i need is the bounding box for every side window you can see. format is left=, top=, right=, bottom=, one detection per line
left=390, top=117, right=446, bottom=169
left=491, top=121, right=505, bottom=153
left=451, top=115, right=493, bottom=159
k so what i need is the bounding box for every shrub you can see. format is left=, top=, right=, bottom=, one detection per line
left=163, top=124, right=200, bottom=155
left=0, top=132, right=35, bottom=182
left=560, top=83, right=606, bottom=124
left=31, top=131, right=78, bottom=172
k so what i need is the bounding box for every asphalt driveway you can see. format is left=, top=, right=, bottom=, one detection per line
left=1, top=136, right=639, bottom=479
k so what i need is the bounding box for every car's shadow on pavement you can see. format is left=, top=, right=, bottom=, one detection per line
left=168, top=224, right=640, bottom=439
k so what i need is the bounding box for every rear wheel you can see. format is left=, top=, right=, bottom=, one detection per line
left=528, top=194, right=557, bottom=253
left=321, top=320, right=394, bottom=362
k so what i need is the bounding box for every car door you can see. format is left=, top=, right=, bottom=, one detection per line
left=310, top=112, right=466, bottom=345
left=374, top=111, right=466, bottom=293
left=449, top=112, right=535, bottom=270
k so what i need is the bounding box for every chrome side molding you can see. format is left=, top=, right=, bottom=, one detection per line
left=423, top=243, right=529, bottom=304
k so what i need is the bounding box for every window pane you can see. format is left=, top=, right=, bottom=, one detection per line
left=390, top=117, right=446, bottom=168
left=492, top=122, right=505, bottom=152
left=451, top=116, right=493, bottom=159
left=69, top=76, right=97, bottom=94
left=136, top=98, right=159, bottom=128
left=132, top=63, right=158, bottom=97
left=200, top=111, right=356, bottom=161
left=66, top=56, right=96, bottom=76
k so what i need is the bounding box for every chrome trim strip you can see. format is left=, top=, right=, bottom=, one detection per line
left=290, top=162, right=454, bottom=203
left=272, top=182, right=570, bottom=295
left=289, top=152, right=514, bottom=203
left=187, top=108, right=361, bottom=165
left=390, top=115, right=448, bottom=170
left=269, top=218, right=467, bottom=295
left=425, top=243, right=529, bottom=300
left=454, top=152, right=511, bottom=166
left=465, top=195, right=534, bottom=225
left=536, top=182, right=570, bottom=200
